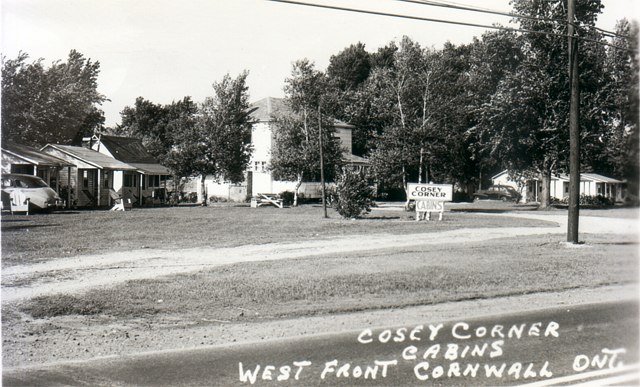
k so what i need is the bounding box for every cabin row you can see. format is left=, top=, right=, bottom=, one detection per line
left=1, top=137, right=172, bottom=208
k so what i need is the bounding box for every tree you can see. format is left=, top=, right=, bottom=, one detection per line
left=1, top=50, right=107, bottom=147
left=466, top=30, right=523, bottom=188
left=116, top=96, right=198, bottom=166
left=367, top=37, right=468, bottom=194
left=597, top=19, right=639, bottom=200
left=475, top=0, right=608, bottom=208
left=166, top=72, right=254, bottom=203
left=270, top=59, right=343, bottom=206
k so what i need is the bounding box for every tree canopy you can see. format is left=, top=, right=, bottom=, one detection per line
left=270, top=60, right=344, bottom=205
left=1, top=50, right=107, bottom=147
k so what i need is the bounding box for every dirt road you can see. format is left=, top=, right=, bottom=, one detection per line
left=2, top=212, right=637, bottom=303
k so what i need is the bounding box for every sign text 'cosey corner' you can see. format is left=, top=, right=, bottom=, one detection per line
left=407, top=183, right=453, bottom=201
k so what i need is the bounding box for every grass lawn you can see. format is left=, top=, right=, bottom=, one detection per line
left=17, top=233, right=638, bottom=324
left=1, top=203, right=553, bottom=266
left=2, top=204, right=636, bottom=325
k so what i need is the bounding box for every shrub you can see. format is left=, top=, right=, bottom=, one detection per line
left=333, top=170, right=374, bottom=219
left=561, top=194, right=614, bottom=206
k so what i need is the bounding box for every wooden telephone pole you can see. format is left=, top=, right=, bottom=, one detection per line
left=319, top=104, right=328, bottom=218
left=567, top=0, right=580, bottom=243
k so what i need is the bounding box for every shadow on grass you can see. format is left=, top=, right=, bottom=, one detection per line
left=2, top=224, right=61, bottom=232
left=449, top=208, right=513, bottom=213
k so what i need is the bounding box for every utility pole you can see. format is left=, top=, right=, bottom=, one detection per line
left=567, top=0, right=580, bottom=243
left=318, top=104, right=328, bottom=218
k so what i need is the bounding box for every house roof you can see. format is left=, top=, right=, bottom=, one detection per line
left=250, top=97, right=354, bottom=128
left=128, top=162, right=171, bottom=175
left=250, top=97, right=289, bottom=122
left=580, top=173, right=623, bottom=184
left=2, top=142, right=73, bottom=167
left=42, top=144, right=137, bottom=170
left=97, top=135, right=160, bottom=164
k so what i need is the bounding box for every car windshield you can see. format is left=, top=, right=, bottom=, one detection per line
left=14, top=176, right=49, bottom=188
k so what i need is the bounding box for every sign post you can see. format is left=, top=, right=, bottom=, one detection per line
left=406, top=183, right=453, bottom=221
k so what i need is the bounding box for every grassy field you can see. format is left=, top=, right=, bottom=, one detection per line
left=1, top=203, right=552, bottom=266
left=17, top=232, right=638, bottom=323
left=2, top=203, right=637, bottom=325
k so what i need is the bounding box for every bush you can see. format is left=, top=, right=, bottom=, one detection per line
left=333, top=170, right=374, bottom=219
left=561, top=194, right=614, bottom=206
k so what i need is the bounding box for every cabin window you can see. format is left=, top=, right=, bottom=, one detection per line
left=83, top=170, right=89, bottom=188
left=149, top=175, right=160, bottom=187
left=103, top=171, right=110, bottom=188
left=123, top=173, right=137, bottom=187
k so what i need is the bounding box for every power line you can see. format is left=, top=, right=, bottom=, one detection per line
left=267, top=0, right=635, bottom=52
left=401, top=0, right=632, bottom=40
left=267, top=0, right=568, bottom=38
left=395, top=0, right=560, bottom=25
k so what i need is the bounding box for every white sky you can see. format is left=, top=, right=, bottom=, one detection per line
left=1, top=0, right=637, bottom=127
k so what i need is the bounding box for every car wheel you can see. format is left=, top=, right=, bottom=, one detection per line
left=501, top=196, right=508, bottom=202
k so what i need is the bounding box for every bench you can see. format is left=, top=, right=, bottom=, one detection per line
left=251, top=193, right=283, bottom=208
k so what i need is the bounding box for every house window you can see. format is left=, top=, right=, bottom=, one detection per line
left=103, top=171, right=110, bottom=188
left=148, top=175, right=160, bottom=188
left=123, top=173, right=137, bottom=187
left=83, top=170, right=89, bottom=188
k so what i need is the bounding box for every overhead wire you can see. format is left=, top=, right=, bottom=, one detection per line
left=266, top=0, right=635, bottom=52
left=401, top=0, right=632, bottom=40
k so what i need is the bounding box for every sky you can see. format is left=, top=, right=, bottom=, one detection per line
left=2, top=0, right=637, bottom=127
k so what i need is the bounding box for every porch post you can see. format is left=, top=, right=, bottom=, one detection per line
left=68, top=166, right=72, bottom=208
left=139, top=173, right=143, bottom=206
left=97, top=169, right=102, bottom=207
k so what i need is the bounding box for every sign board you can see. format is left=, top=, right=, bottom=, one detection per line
left=406, top=183, right=453, bottom=202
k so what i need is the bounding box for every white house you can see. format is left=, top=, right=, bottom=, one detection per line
left=202, top=97, right=368, bottom=202
left=491, top=170, right=624, bottom=203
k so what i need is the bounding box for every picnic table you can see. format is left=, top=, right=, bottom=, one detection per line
left=250, top=193, right=283, bottom=208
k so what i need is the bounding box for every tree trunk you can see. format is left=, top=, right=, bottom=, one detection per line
left=200, top=174, right=207, bottom=206
left=293, top=173, right=303, bottom=207
left=539, top=168, right=552, bottom=209
left=418, top=146, right=424, bottom=184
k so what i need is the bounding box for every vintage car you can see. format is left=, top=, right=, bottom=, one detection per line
left=473, top=185, right=522, bottom=202
left=1, top=173, right=63, bottom=211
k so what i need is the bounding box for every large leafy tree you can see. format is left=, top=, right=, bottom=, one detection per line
left=476, top=0, right=607, bottom=208
left=466, top=30, right=523, bottom=187
left=270, top=59, right=343, bottom=206
left=367, top=37, right=473, bottom=193
left=1, top=50, right=107, bottom=146
left=597, top=19, right=639, bottom=200
left=115, top=96, right=197, bottom=166
left=167, top=71, right=254, bottom=194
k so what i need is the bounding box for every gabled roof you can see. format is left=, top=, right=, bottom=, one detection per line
left=250, top=97, right=289, bottom=122
left=97, top=135, right=159, bottom=164
left=250, top=97, right=354, bottom=128
left=2, top=142, right=72, bottom=167
left=42, top=144, right=137, bottom=170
